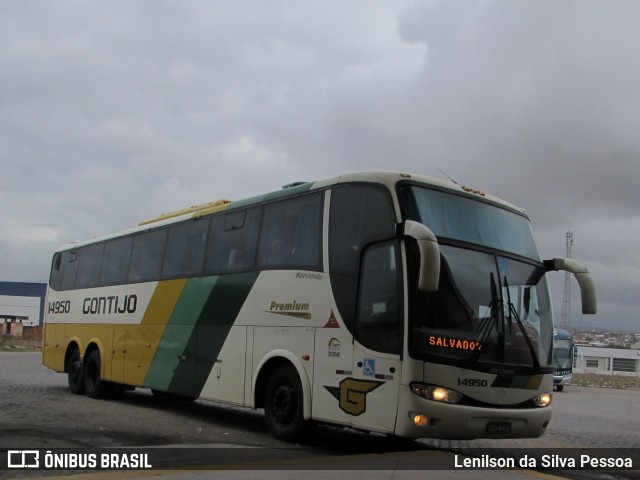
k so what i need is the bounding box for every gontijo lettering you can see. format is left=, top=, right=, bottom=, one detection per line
left=82, top=295, right=137, bottom=315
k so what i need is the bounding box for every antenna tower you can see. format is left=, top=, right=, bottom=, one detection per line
left=560, top=231, right=574, bottom=330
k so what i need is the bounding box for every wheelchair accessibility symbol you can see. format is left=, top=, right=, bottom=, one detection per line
left=362, top=358, right=376, bottom=377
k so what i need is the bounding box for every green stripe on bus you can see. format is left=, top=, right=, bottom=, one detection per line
left=144, top=276, right=219, bottom=391
left=168, top=271, right=260, bottom=397
left=227, top=182, right=314, bottom=210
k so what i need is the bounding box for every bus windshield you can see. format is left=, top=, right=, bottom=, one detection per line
left=409, top=245, right=553, bottom=370
left=553, top=338, right=573, bottom=370
left=402, top=185, right=541, bottom=260
left=402, top=186, right=553, bottom=370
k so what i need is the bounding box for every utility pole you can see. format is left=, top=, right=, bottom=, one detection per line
left=560, top=231, right=574, bottom=330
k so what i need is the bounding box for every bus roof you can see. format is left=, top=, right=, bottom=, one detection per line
left=53, top=171, right=526, bottom=252
left=554, top=328, right=572, bottom=340
left=138, top=199, right=232, bottom=226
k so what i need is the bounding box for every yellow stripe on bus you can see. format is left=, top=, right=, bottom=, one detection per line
left=141, top=279, right=187, bottom=325
left=118, top=279, right=188, bottom=386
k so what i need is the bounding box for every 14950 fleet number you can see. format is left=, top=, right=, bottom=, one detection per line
left=457, top=378, right=488, bottom=387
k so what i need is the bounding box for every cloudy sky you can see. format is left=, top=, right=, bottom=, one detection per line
left=2, top=1, right=638, bottom=332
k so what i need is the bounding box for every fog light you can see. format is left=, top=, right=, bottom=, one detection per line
left=533, top=392, right=552, bottom=407
left=411, top=413, right=429, bottom=427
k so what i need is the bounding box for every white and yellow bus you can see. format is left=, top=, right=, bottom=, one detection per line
left=43, top=171, right=596, bottom=442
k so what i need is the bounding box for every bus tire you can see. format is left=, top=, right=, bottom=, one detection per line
left=83, top=350, right=113, bottom=399
left=264, top=364, right=313, bottom=442
left=67, top=348, right=85, bottom=395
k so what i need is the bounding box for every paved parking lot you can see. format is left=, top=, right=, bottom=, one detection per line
left=2, top=352, right=639, bottom=479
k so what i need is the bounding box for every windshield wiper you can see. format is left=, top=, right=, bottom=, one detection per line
left=503, top=276, right=540, bottom=370
left=471, top=273, right=502, bottom=363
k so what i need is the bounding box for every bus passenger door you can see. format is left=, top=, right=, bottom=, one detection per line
left=350, top=242, right=403, bottom=434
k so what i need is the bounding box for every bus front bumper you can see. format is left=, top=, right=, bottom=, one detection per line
left=553, top=373, right=572, bottom=386
left=395, top=386, right=552, bottom=440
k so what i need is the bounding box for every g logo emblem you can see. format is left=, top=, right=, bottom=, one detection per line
left=338, top=378, right=383, bottom=416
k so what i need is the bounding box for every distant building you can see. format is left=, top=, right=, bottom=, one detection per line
left=574, top=345, right=640, bottom=376
left=0, top=282, right=47, bottom=335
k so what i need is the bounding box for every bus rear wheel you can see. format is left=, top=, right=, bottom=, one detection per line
left=83, top=350, right=114, bottom=399
left=264, top=364, right=313, bottom=442
left=67, top=348, right=85, bottom=395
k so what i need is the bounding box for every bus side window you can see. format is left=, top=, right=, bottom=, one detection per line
left=61, top=250, right=78, bottom=291
left=204, top=208, right=261, bottom=273
left=76, top=243, right=105, bottom=289
left=163, top=219, right=209, bottom=278
left=257, top=193, right=322, bottom=269
left=100, top=236, right=133, bottom=286
left=357, top=242, right=402, bottom=354
left=128, top=229, right=167, bottom=283
left=329, top=185, right=396, bottom=332
left=49, top=253, right=64, bottom=290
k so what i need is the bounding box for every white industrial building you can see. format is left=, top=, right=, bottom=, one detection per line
left=0, top=282, right=47, bottom=336
left=574, top=345, right=640, bottom=376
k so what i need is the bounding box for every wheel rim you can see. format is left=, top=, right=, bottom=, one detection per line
left=86, top=359, right=98, bottom=388
left=69, top=359, right=82, bottom=384
left=272, top=383, right=296, bottom=426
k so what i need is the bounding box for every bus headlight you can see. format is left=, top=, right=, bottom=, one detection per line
left=533, top=392, right=552, bottom=407
left=410, top=382, right=463, bottom=404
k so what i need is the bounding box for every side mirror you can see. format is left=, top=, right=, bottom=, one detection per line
left=544, top=257, right=597, bottom=314
left=402, top=221, right=440, bottom=292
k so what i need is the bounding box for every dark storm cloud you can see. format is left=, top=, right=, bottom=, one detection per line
left=1, top=1, right=638, bottom=330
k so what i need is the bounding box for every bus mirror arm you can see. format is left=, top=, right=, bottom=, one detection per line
left=401, top=221, right=440, bottom=292
left=544, top=257, right=597, bottom=315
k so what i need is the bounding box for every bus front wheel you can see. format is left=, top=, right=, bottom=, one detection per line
left=264, top=364, right=313, bottom=442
